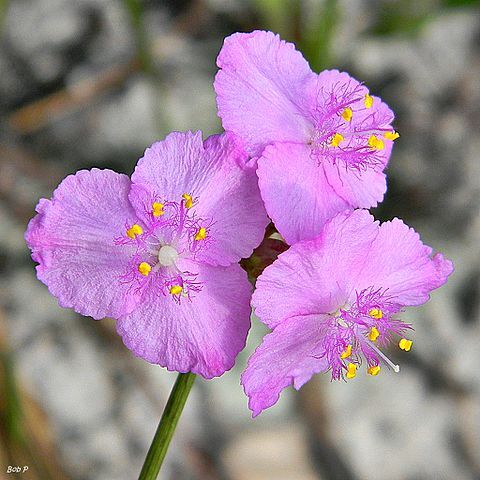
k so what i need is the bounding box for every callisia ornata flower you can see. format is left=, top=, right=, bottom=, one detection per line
left=242, top=210, right=453, bottom=416
left=25, top=131, right=269, bottom=378
left=215, top=30, right=399, bottom=244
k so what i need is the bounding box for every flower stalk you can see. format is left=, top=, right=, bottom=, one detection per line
left=138, top=372, right=196, bottom=480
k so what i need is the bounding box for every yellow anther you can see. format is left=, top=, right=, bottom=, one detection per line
left=194, top=227, right=207, bottom=241
left=364, top=93, right=373, bottom=108
left=126, top=224, right=143, bottom=239
left=399, top=338, right=413, bottom=352
left=169, top=285, right=183, bottom=295
left=368, top=365, right=381, bottom=376
left=182, top=193, right=193, bottom=209
left=342, top=107, right=353, bottom=122
left=384, top=131, right=400, bottom=141
left=369, top=308, right=383, bottom=319
left=152, top=202, right=165, bottom=217
left=346, top=363, right=357, bottom=379
left=368, top=135, right=385, bottom=151
left=138, top=262, right=151, bottom=276
left=340, top=344, right=352, bottom=359
left=330, top=133, right=344, bottom=147
left=368, top=326, right=380, bottom=342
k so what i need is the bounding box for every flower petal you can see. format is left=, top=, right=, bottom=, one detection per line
left=214, top=30, right=314, bottom=157
left=257, top=142, right=352, bottom=244
left=130, top=131, right=269, bottom=266
left=252, top=210, right=379, bottom=329
left=356, top=218, right=454, bottom=306
left=25, top=169, right=140, bottom=320
left=323, top=161, right=387, bottom=208
left=241, top=314, right=329, bottom=417
left=116, top=261, right=252, bottom=379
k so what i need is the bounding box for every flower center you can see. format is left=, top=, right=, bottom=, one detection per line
left=157, top=245, right=179, bottom=267
left=309, top=80, right=398, bottom=171
left=319, top=287, right=413, bottom=380
left=116, top=193, right=212, bottom=303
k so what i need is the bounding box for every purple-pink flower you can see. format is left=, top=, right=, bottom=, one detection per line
left=25, top=131, right=269, bottom=378
left=215, top=30, right=398, bottom=244
left=242, top=210, right=453, bottom=416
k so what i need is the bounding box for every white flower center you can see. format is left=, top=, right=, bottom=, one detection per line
left=158, top=245, right=179, bottom=267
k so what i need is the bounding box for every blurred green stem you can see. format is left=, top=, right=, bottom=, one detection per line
left=1, top=351, right=24, bottom=446
left=300, top=0, right=339, bottom=71
left=138, top=372, right=196, bottom=480
left=252, top=0, right=300, bottom=39
left=122, top=0, right=154, bottom=74
left=0, top=0, right=9, bottom=31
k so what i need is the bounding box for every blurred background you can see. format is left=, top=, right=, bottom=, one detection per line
left=1, top=0, right=479, bottom=479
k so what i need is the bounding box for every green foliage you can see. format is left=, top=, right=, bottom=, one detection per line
left=251, top=0, right=339, bottom=70
left=299, top=0, right=339, bottom=71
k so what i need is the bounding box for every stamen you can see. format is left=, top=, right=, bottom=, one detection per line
left=340, top=344, right=352, bottom=359
left=366, top=340, right=400, bottom=373
left=138, top=262, right=151, bottom=276
left=194, top=227, right=207, bottom=241
left=152, top=202, right=165, bottom=217
left=368, top=135, right=385, bottom=151
left=330, top=133, right=344, bottom=147
left=342, top=107, right=353, bottom=122
left=182, top=193, right=193, bottom=209
left=369, top=308, right=383, bottom=319
left=384, top=131, right=400, bottom=141
left=346, top=363, right=357, bottom=379
left=367, top=365, right=381, bottom=376
left=368, top=326, right=380, bottom=342
left=126, top=224, right=143, bottom=239
left=169, top=285, right=183, bottom=295
left=364, top=93, right=373, bottom=108
left=399, top=338, right=413, bottom=351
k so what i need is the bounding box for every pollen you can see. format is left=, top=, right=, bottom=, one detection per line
left=342, top=107, right=353, bottom=122
left=369, top=308, right=383, bottom=319
left=194, top=227, right=207, bottom=241
left=399, top=338, right=413, bottom=351
left=364, top=93, right=373, bottom=108
left=340, top=344, right=352, bottom=359
left=384, top=131, right=400, bottom=141
left=368, top=365, right=381, bottom=376
left=368, top=135, right=385, bottom=151
left=368, top=326, right=380, bottom=342
left=182, top=193, right=193, bottom=209
left=138, top=262, right=151, bottom=276
left=152, top=202, right=165, bottom=217
left=346, top=363, right=357, bottom=379
left=169, top=285, right=183, bottom=295
left=126, top=224, right=143, bottom=239
left=330, top=133, right=344, bottom=147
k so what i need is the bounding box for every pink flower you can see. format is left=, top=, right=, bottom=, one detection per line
left=215, top=31, right=398, bottom=244
left=25, top=131, right=269, bottom=379
left=242, top=210, right=453, bottom=416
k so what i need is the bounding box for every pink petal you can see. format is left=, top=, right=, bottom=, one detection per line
left=252, top=210, right=379, bottom=329
left=214, top=30, right=314, bottom=157
left=241, top=314, right=329, bottom=417
left=25, top=169, right=140, bottom=320
left=116, top=261, right=252, bottom=379
left=130, top=131, right=268, bottom=266
left=323, top=161, right=387, bottom=208
left=257, top=142, right=352, bottom=244
left=356, top=218, right=454, bottom=306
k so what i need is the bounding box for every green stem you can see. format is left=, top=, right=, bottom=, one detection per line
left=138, top=372, right=196, bottom=480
